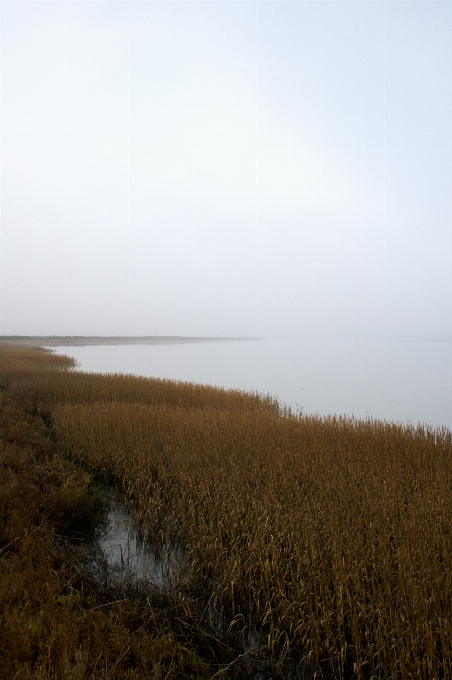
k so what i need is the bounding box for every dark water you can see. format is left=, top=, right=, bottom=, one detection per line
left=86, top=486, right=306, bottom=678
left=85, top=487, right=182, bottom=589
left=50, top=338, right=452, bottom=430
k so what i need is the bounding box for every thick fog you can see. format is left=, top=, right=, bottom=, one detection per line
left=1, top=1, right=452, bottom=342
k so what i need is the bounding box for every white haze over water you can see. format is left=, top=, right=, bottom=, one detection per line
left=51, top=340, right=452, bottom=431
left=1, top=1, right=452, bottom=427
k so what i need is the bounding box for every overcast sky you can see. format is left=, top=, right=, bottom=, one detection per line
left=1, top=0, right=451, bottom=340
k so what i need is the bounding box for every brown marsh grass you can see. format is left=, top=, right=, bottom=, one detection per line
left=2, top=342, right=452, bottom=678
left=0, top=345, right=215, bottom=679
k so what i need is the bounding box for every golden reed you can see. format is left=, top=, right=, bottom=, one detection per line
left=2, top=343, right=451, bottom=678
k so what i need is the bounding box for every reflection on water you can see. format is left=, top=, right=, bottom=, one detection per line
left=87, top=487, right=182, bottom=589
left=86, top=486, right=307, bottom=679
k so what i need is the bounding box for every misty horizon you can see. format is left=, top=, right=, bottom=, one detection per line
left=1, top=1, right=451, bottom=343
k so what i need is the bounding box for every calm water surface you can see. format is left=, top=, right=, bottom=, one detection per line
left=50, top=339, right=452, bottom=431
left=88, top=487, right=181, bottom=589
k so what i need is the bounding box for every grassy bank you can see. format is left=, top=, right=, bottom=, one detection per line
left=0, top=346, right=220, bottom=679
left=1, top=343, right=452, bottom=678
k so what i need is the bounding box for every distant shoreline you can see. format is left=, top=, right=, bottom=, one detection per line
left=0, top=336, right=262, bottom=347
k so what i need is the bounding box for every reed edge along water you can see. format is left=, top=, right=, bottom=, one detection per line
left=1, top=342, right=451, bottom=679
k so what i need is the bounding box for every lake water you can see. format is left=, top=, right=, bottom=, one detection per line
left=50, top=338, right=452, bottom=431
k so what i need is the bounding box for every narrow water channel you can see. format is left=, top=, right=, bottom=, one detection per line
left=84, top=486, right=182, bottom=590
left=81, top=485, right=309, bottom=679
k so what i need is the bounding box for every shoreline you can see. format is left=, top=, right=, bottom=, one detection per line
left=0, top=335, right=262, bottom=347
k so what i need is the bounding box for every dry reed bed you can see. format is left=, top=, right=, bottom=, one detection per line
left=0, top=345, right=276, bottom=415
left=2, top=344, right=452, bottom=678
left=0, top=383, right=212, bottom=678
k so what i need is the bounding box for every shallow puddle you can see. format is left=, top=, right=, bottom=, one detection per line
left=86, top=486, right=181, bottom=589
left=81, top=485, right=308, bottom=678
